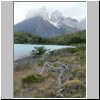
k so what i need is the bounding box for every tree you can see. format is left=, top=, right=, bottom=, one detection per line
left=32, top=46, right=47, bottom=57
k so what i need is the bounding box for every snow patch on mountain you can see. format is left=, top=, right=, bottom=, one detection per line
left=25, top=7, right=86, bottom=30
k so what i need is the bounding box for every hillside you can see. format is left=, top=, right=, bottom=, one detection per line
left=14, top=44, right=86, bottom=98
left=14, top=30, right=86, bottom=45
left=14, top=8, right=86, bottom=38
left=14, top=16, right=65, bottom=38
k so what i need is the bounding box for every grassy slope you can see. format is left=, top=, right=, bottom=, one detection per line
left=14, top=30, right=86, bottom=98
left=14, top=44, right=86, bottom=98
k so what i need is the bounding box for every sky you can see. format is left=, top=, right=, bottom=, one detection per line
left=14, top=2, right=86, bottom=25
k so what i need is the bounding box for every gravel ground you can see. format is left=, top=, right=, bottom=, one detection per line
left=14, top=55, right=43, bottom=68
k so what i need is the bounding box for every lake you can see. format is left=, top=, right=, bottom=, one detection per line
left=14, top=44, right=75, bottom=60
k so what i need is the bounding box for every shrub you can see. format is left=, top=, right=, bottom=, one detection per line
left=62, top=79, right=86, bottom=98
left=63, top=79, right=83, bottom=89
left=66, top=48, right=78, bottom=53
left=77, top=44, right=86, bottom=51
left=22, top=73, right=45, bottom=86
left=71, top=67, right=86, bottom=80
left=77, top=70, right=86, bottom=78
left=32, top=46, right=47, bottom=57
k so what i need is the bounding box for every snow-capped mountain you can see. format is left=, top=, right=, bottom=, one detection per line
left=51, top=10, right=64, bottom=24
left=14, top=7, right=86, bottom=38
left=65, top=17, right=78, bottom=28
left=14, top=16, right=65, bottom=38
left=50, top=10, right=78, bottom=29
left=50, top=10, right=66, bottom=28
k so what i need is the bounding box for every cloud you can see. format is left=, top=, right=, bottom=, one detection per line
left=25, top=7, right=49, bottom=20
left=14, top=2, right=86, bottom=24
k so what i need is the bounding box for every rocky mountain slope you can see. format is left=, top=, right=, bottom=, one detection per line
left=14, top=7, right=86, bottom=38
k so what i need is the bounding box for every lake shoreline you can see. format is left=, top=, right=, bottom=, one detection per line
left=14, top=44, right=86, bottom=98
left=14, top=44, right=76, bottom=61
left=14, top=44, right=76, bottom=68
left=14, top=55, right=44, bottom=68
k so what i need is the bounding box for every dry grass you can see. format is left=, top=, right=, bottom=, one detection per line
left=14, top=63, right=57, bottom=98
left=14, top=45, right=86, bottom=98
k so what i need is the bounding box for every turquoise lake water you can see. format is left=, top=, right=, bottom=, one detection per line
left=14, top=44, right=75, bottom=60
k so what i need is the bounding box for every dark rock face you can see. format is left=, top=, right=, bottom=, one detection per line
left=14, top=16, right=65, bottom=38
left=14, top=16, right=80, bottom=38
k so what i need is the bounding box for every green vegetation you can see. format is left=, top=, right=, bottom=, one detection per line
left=71, top=67, right=86, bottom=82
left=63, top=66, right=86, bottom=98
left=14, top=30, right=86, bottom=45
left=48, top=30, right=86, bottom=45
left=32, top=46, right=47, bottom=57
left=14, top=32, right=46, bottom=44
left=22, top=73, right=45, bottom=86
left=14, top=44, right=86, bottom=98
left=14, top=30, right=86, bottom=98
left=46, top=44, right=86, bottom=65
left=62, top=79, right=85, bottom=98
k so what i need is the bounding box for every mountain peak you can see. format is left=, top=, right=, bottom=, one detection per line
left=51, top=10, right=64, bottom=22
left=14, top=8, right=85, bottom=38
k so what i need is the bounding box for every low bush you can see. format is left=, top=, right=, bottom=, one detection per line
left=71, top=67, right=86, bottom=80
left=63, top=79, right=83, bottom=89
left=22, top=73, right=45, bottom=86
left=62, top=79, right=86, bottom=97
left=32, top=46, right=47, bottom=57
